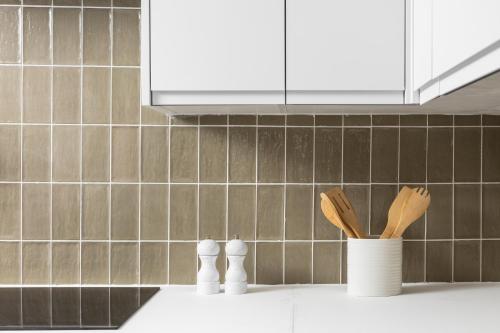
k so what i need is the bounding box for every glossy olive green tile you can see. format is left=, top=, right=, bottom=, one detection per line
left=83, top=0, right=109, bottom=5
left=52, top=243, right=80, bottom=284
left=0, top=184, right=20, bottom=240
left=427, top=128, right=453, bottom=182
left=138, top=185, right=167, bottom=241
left=482, top=240, right=500, bottom=281
left=23, top=7, right=50, bottom=64
left=113, top=9, right=139, bottom=66
left=23, top=126, right=50, bottom=181
left=371, top=127, right=398, bottom=182
left=285, top=185, right=312, bottom=240
left=286, top=128, right=313, bottom=182
left=370, top=185, right=398, bottom=235
left=372, top=115, right=399, bottom=126
left=82, top=184, right=109, bottom=240
left=454, top=127, right=481, bottom=182
left=142, top=106, right=169, bottom=125
left=0, top=126, right=21, bottom=180
left=82, top=126, right=109, bottom=181
left=171, top=116, right=198, bottom=126
left=23, top=66, right=50, bottom=123
left=343, top=185, right=370, bottom=238
left=454, top=184, right=480, bottom=238
left=0, top=67, right=21, bottom=122
left=257, top=127, right=285, bottom=182
left=53, top=67, right=81, bottom=123
left=343, top=128, right=370, bottom=182
left=140, top=243, right=168, bottom=284
left=256, top=185, right=283, bottom=240
left=400, top=114, right=426, bottom=126
left=200, top=127, right=227, bottom=183
left=170, top=127, right=198, bottom=182
left=0, top=242, right=20, bottom=284
left=287, top=115, right=313, bottom=126
left=402, top=241, right=424, bottom=282
left=426, top=185, right=452, bottom=239
left=483, top=128, right=500, bottom=182
left=0, top=0, right=21, bottom=4
left=229, top=115, right=256, bottom=125
left=199, top=185, right=226, bottom=240
left=112, top=68, right=140, bottom=124
left=112, top=126, right=139, bottom=181
left=314, top=128, right=341, bottom=183
left=170, top=185, right=197, bottom=240
left=314, top=185, right=340, bottom=240
left=111, top=243, right=139, bottom=284
left=53, top=8, right=81, bottom=65
left=200, top=115, right=227, bottom=125
left=256, top=242, right=282, bottom=284
left=228, top=185, right=255, bottom=240
left=315, top=115, right=341, bottom=126
left=426, top=241, right=452, bottom=282
left=258, top=115, right=284, bottom=126
left=53, top=126, right=81, bottom=181
left=52, top=184, right=80, bottom=240
left=111, top=184, right=139, bottom=240
left=0, top=7, right=21, bottom=63
left=228, top=127, right=255, bottom=182
left=343, top=115, right=370, bottom=126
left=454, top=241, right=480, bottom=282
left=83, top=67, right=110, bottom=124
left=113, top=0, right=140, bottom=7
left=214, top=241, right=226, bottom=283
left=22, top=242, right=50, bottom=284
left=399, top=128, right=427, bottom=183
left=243, top=242, right=255, bottom=284
left=428, top=115, right=452, bottom=126
left=313, top=242, right=340, bottom=284
left=169, top=242, right=196, bottom=284
left=398, top=184, right=425, bottom=239
left=81, top=242, right=109, bottom=284
left=483, top=184, right=500, bottom=238
left=482, top=114, right=500, bottom=125
left=285, top=242, right=312, bottom=284
left=83, top=8, right=110, bottom=65
left=141, top=127, right=168, bottom=182
left=454, top=115, right=481, bottom=126
left=22, top=184, right=50, bottom=240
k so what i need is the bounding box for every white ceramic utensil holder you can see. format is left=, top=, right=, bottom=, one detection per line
left=347, top=237, right=402, bottom=297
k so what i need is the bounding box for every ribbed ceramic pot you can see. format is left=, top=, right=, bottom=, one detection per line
left=347, top=238, right=402, bottom=297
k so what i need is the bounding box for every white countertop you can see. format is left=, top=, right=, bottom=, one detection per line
left=10, top=283, right=500, bottom=333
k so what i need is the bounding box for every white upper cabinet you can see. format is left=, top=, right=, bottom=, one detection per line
left=286, top=0, right=405, bottom=104
left=149, top=0, right=285, bottom=105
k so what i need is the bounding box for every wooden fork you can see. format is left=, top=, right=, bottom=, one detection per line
left=390, top=187, right=431, bottom=238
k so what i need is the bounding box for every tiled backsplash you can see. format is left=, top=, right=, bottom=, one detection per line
left=1, top=1, right=500, bottom=285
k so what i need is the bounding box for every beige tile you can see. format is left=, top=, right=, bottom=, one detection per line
left=286, top=128, right=314, bottom=182
left=285, top=242, right=312, bottom=284
left=82, top=126, right=109, bottom=181
left=256, top=185, right=283, bottom=240
left=23, top=67, right=51, bottom=123
left=0, top=7, right=21, bottom=63
left=216, top=241, right=226, bottom=284
left=170, top=127, right=198, bottom=182
left=141, top=127, right=168, bottom=182
left=53, top=8, right=81, bottom=65
left=199, top=185, right=226, bottom=240
left=113, top=9, right=140, bottom=66
left=53, top=126, right=81, bottom=181
left=0, top=242, right=20, bottom=284
left=111, top=184, right=139, bottom=240
left=257, top=127, right=285, bottom=182
left=141, top=184, right=168, bottom=240
left=200, top=127, right=227, bottom=183
left=170, top=185, right=197, bottom=240
left=22, top=184, right=50, bottom=240
left=314, top=185, right=341, bottom=240
left=140, top=243, right=168, bottom=284
left=52, top=184, right=80, bottom=240
left=0, top=184, right=20, bottom=240
left=53, top=67, right=81, bottom=123
left=228, top=185, right=255, bottom=240
left=111, top=243, right=139, bottom=284
left=23, top=7, right=50, bottom=64
left=285, top=186, right=313, bottom=240
left=171, top=116, right=198, bottom=126
left=256, top=242, right=282, bottom=284
left=244, top=242, right=255, bottom=284
left=112, top=68, right=140, bottom=124
left=81, top=242, right=109, bottom=284
left=112, top=126, right=139, bottom=181
left=113, top=0, right=140, bottom=6
left=169, top=242, right=196, bottom=284
left=82, top=184, right=109, bottom=240
left=142, top=106, right=168, bottom=125
left=0, top=67, right=21, bottom=122
left=83, top=67, right=110, bottom=124
left=313, top=242, right=341, bottom=284
left=83, top=8, right=110, bottom=65
left=22, top=242, right=50, bottom=284
left=0, top=125, right=21, bottom=180
left=228, top=127, right=255, bottom=182
left=52, top=243, right=80, bottom=284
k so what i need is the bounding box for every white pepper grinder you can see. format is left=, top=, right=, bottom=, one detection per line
left=197, top=237, right=220, bottom=295
left=225, top=235, right=248, bottom=295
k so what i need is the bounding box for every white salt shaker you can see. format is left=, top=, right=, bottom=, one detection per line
left=225, top=235, right=248, bottom=295
left=197, top=238, right=220, bottom=295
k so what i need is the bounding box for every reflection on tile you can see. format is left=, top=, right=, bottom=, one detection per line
left=402, top=241, right=424, bottom=282
left=140, top=243, right=168, bottom=284
left=0, top=125, right=21, bottom=180
left=399, top=128, right=426, bottom=183
left=53, top=126, right=81, bottom=181
left=314, top=185, right=340, bottom=240
left=0, top=242, right=20, bottom=284
left=454, top=240, right=480, bottom=282
left=228, top=185, right=255, bottom=240
left=228, top=127, right=255, bottom=182
left=23, top=66, right=50, bottom=123
left=0, top=184, right=20, bottom=240
left=0, top=67, right=21, bottom=122
left=22, top=184, right=50, bottom=240
left=257, top=185, right=283, bottom=240
left=371, top=127, right=398, bottom=182
left=83, top=67, right=110, bottom=123
left=53, top=67, right=81, bottom=123
left=170, top=185, right=197, bottom=240
left=427, top=128, right=453, bottom=182
left=22, top=242, right=50, bottom=284
left=200, top=127, right=227, bottom=183
left=23, top=7, right=50, bottom=64
left=285, top=186, right=312, bottom=240
left=285, top=243, right=312, bottom=284
left=52, top=184, right=80, bottom=240
left=314, top=128, right=341, bottom=183
left=286, top=128, right=313, bottom=182
left=170, top=127, right=198, bottom=182
left=256, top=243, right=282, bottom=284
left=83, top=126, right=110, bottom=181
left=0, top=7, right=21, bottom=63
left=82, top=184, right=109, bottom=240
left=141, top=184, right=168, bottom=240
left=52, top=243, right=80, bottom=284
left=113, top=9, right=140, bottom=66
left=112, top=68, right=140, bottom=124
left=112, top=126, right=139, bottom=181
left=454, top=127, right=481, bottom=182
left=482, top=240, right=500, bottom=281
left=343, top=128, right=370, bottom=182
left=141, top=127, right=168, bottom=182
left=313, top=242, right=340, bottom=284
left=483, top=184, right=500, bottom=238
left=83, top=8, right=110, bottom=65
left=199, top=185, right=226, bottom=240
left=454, top=184, right=480, bottom=239
left=257, top=127, right=285, bottom=182
left=81, top=243, right=109, bottom=284
left=111, top=243, right=139, bottom=284
left=111, top=184, right=139, bottom=240
left=169, top=242, right=196, bottom=284
left=53, top=8, right=81, bottom=65
left=426, top=185, right=452, bottom=239
left=426, top=241, right=452, bottom=282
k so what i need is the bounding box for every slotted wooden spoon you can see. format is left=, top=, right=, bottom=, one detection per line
left=320, top=193, right=356, bottom=238
left=324, top=188, right=366, bottom=239
left=391, top=187, right=431, bottom=238
left=380, top=186, right=413, bottom=239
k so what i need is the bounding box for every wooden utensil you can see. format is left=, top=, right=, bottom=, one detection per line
left=379, top=186, right=413, bottom=239
left=390, top=187, right=431, bottom=238
left=324, top=188, right=366, bottom=238
left=320, top=193, right=356, bottom=238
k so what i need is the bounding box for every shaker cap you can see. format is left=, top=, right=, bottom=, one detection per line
left=197, top=238, right=220, bottom=256
left=226, top=236, right=248, bottom=256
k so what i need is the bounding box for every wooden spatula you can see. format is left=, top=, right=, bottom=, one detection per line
left=320, top=193, right=356, bottom=238
left=391, top=187, right=431, bottom=238
left=324, top=188, right=366, bottom=238
left=380, top=186, right=413, bottom=239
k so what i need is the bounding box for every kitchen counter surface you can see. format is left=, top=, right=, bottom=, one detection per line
left=6, top=283, right=500, bottom=333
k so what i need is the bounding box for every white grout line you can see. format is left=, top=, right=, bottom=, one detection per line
left=480, top=115, right=484, bottom=281
left=108, top=6, right=113, bottom=325
left=282, top=115, right=287, bottom=284
left=424, top=115, right=428, bottom=282
left=166, top=115, right=171, bottom=283
left=79, top=0, right=84, bottom=293
left=254, top=115, right=258, bottom=284
left=19, top=1, right=24, bottom=325
left=311, top=116, right=316, bottom=283
left=48, top=3, right=53, bottom=325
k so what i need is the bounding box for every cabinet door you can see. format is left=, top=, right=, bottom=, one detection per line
left=150, top=0, right=285, bottom=104
left=286, top=0, right=405, bottom=103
